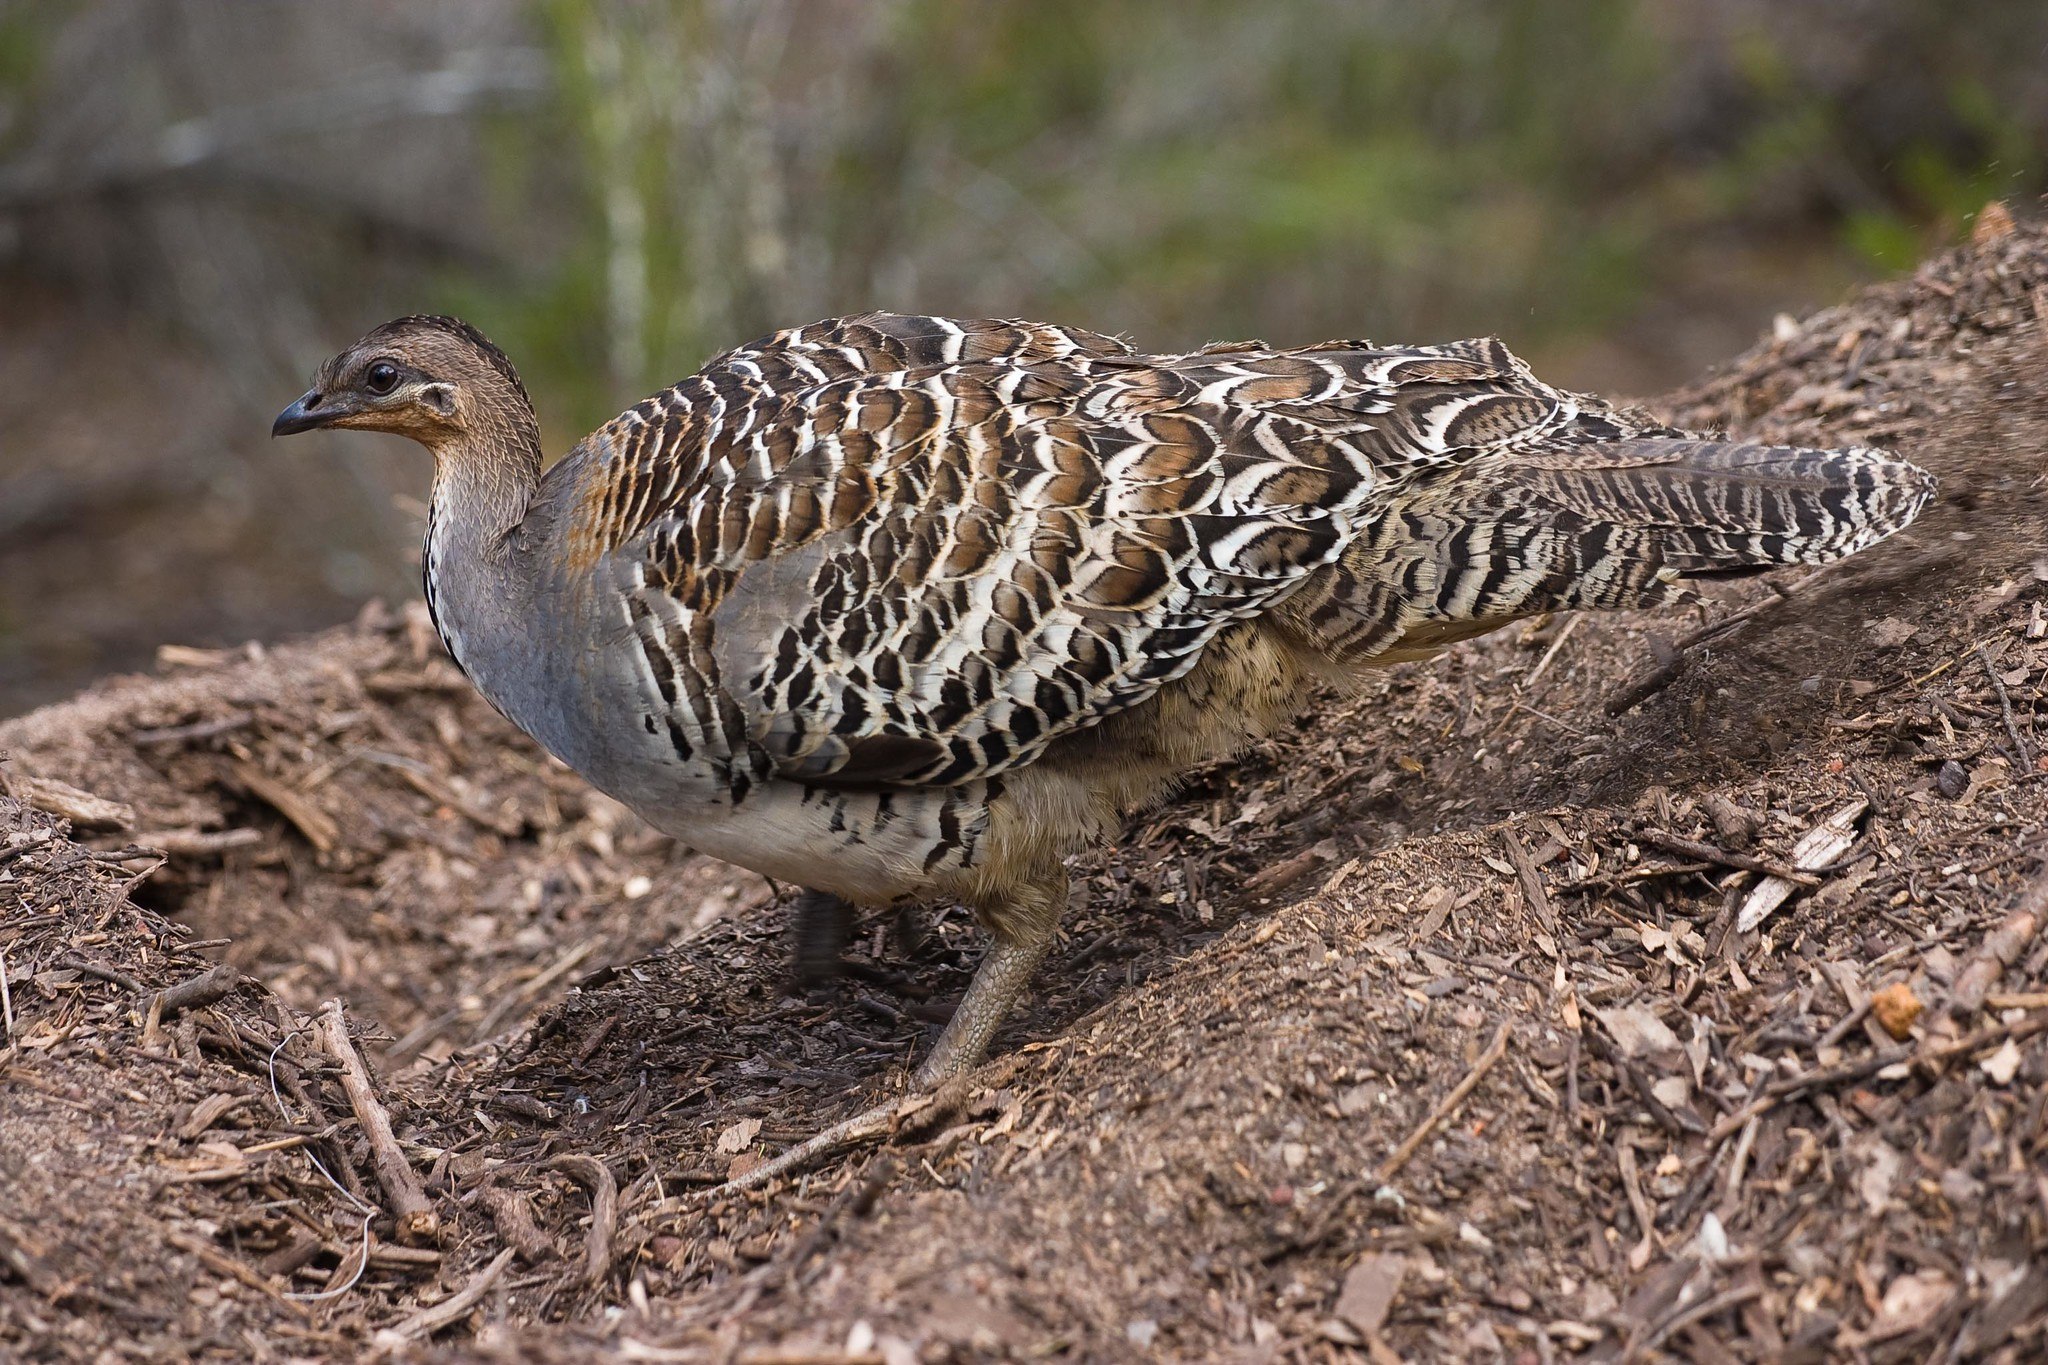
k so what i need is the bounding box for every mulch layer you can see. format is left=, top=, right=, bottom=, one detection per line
left=4, top=209, right=2048, bottom=1363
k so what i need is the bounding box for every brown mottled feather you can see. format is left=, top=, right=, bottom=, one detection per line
left=569, top=315, right=1930, bottom=798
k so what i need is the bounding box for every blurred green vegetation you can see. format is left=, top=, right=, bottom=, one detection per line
left=436, top=0, right=2048, bottom=438
left=1, top=0, right=2044, bottom=713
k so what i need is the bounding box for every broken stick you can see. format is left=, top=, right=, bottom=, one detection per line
left=151, top=961, right=244, bottom=1020
left=315, top=999, right=439, bottom=1244
left=1376, top=1022, right=1510, bottom=1183
left=1735, top=799, right=1866, bottom=933
left=372, top=1247, right=513, bottom=1345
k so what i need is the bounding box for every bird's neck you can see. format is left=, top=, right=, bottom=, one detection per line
left=422, top=405, right=547, bottom=706
left=427, top=400, right=544, bottom=552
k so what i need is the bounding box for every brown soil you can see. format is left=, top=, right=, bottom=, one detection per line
left=4, top=211, right=2048, bottom=1363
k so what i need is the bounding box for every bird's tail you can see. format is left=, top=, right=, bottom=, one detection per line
left=1287, top=438, right=1938, bottom=663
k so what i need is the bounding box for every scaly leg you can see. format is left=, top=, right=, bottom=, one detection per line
left=912, top=929, right=1053, bottom=1086
left=723, top=874, right=1064, bottom=1191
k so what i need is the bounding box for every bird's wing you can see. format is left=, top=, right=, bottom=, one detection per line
left=577, top=315, right=1589, bottom=790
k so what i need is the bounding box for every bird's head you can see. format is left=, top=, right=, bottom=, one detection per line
left=272, top=316, right=532, bottom=456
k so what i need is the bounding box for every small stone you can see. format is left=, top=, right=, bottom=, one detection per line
left=1696, top=1211, right=1733, bottom=1263
left=1337, top=1084, right=1377, bottom=1117
left=1937, top=760, right=1968, bottom=799
left=1870, top=981, right=1924, bottom=1040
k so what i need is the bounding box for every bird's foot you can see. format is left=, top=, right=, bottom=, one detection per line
left=717, top=1053, right=1025, bottom=1193
left=721, top=936, right=1050, bottom=1192
left=908, top=932, right=1050, bottom=1088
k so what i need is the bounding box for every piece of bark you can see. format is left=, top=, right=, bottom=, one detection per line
left=1950, top=876, right=2048, bottom=1016
left=232, top=762, right=339, bottom=854
left=479, top=1184, right=555, bottom=1265
left=1736, top=800, right=1866, bottom=933
left=7, top=774, right=135, bottom=831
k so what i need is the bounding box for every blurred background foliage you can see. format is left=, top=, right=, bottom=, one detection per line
left=1, top=0, right=2044, bottom=714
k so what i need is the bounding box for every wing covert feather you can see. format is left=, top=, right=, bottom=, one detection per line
left=579, top=314, right=1616, bottom=789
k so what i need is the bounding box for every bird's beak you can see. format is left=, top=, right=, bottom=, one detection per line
left=271, top=389, right=336, bottom=437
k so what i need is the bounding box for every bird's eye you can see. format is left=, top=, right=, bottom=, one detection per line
left=365, top=362, right=401, bottom=396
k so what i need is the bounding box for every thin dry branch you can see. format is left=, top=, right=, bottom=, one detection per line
left=315, top=999, right=438, bottom=1244
left=1502, top=832, right=1558, bottom=937
left=372, top=1247, right=513, bottom=1346
left=151, top=961, right=244, bottom=1020
left=1375, top=1022, right=1511, bottom=1183
left=1950, top=874, right=2048, bottom=1015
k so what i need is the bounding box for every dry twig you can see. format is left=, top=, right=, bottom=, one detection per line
left=150, top=961, right=244, bottom=1020
left=164, top=1228, right=310, bottom=1318
left=1950, top=874, right=2048, bottom=1015
left=315, top=999, right=439, bottom=1243
left=372, top=1247, right=514, bottom=1346
left=1502, top=832, right=1558, bottom=937
left=1980, top=645, right=2035, bottom=773
left=233, top=762, right=339, bottom=854
left=1635, top=829, right=1817, bottom=886
left=544, top=1154, right=619, bottom=1288
left=1375, top=1022, right=1510, bottom=1182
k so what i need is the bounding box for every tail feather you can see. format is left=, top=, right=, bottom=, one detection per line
left=1286, top=437, right=1936, bottom=664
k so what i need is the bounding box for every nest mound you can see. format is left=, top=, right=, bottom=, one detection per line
left=5, top=211, right=2048, bottom=1362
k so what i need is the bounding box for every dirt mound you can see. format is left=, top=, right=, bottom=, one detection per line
left=5, top=211, right=2048, bottom=1361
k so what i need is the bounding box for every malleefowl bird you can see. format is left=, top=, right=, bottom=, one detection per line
left=275, top=311, right=1934, bottom=1088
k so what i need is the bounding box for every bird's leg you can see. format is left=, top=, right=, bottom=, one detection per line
left=913, top=929, right=1054, bottom=1086
left=721, top=872, right=1065, bottom=1191
left=915, top=867, right=1065, bottom=1085
left=789, top=887, right=855, bottom=987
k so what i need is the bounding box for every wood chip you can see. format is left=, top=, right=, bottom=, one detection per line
left=1736, top=799, right=1867, bottom=933
left=6, top=774, right=135, bottom=831
left=1594, top=1004, right=1681, bottom=1059
left=232, top=762, right=339, bottom=854
left=1336, top=1253, right=1405, bottom=1337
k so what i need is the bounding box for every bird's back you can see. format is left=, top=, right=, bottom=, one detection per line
left=522, top=313, right=1931, bottom=832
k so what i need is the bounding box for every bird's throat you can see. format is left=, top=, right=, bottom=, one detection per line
left=421, top=422, right=546, bottom=708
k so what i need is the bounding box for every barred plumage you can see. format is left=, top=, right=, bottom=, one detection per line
left=277, top=311, right=1936, bottom=1088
